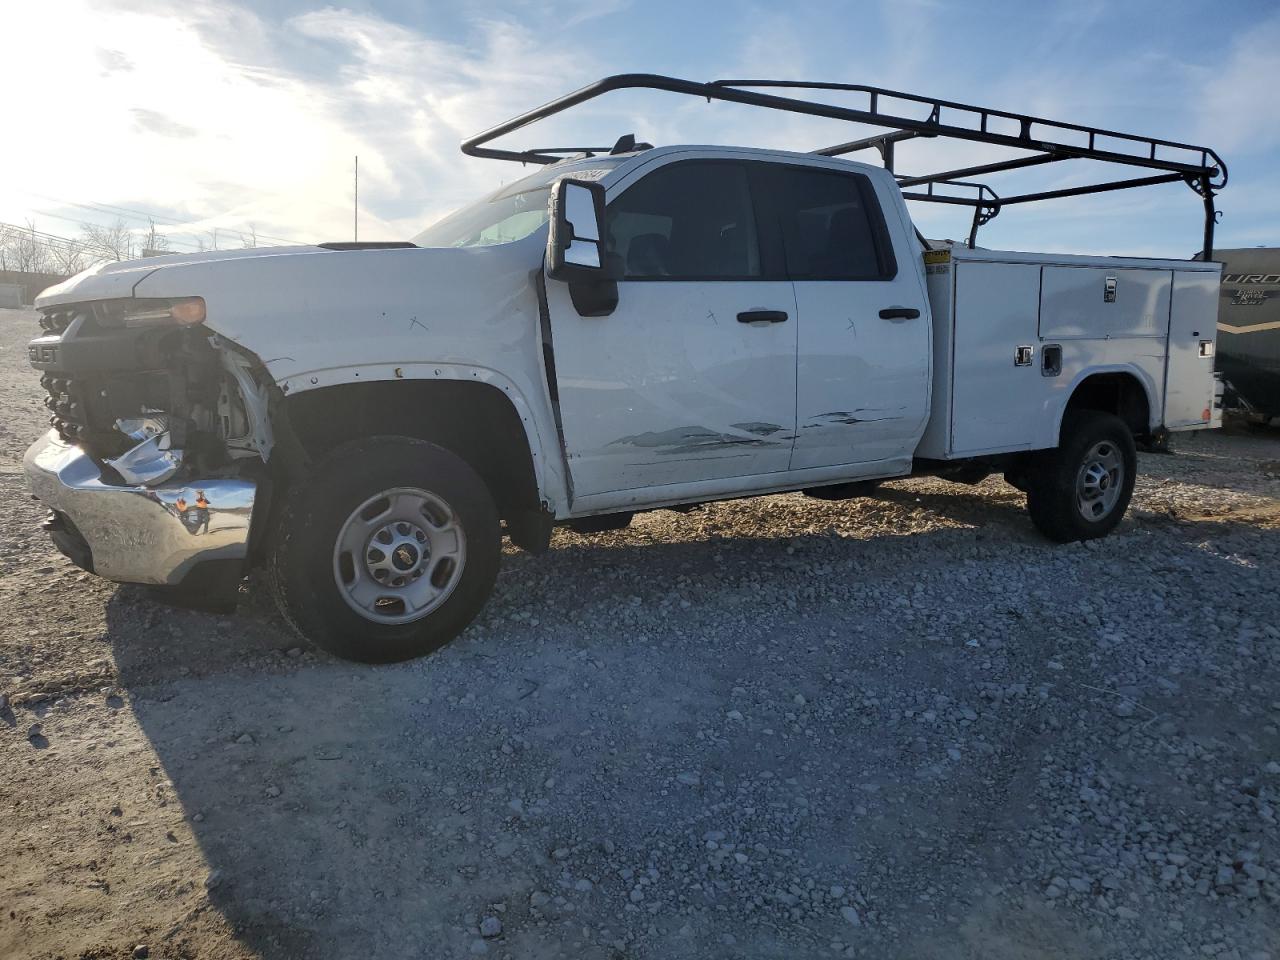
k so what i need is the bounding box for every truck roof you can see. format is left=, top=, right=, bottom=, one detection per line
left=559, top=143, right=890, bottom=176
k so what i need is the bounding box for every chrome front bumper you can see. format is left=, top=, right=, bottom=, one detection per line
left=23, top=430, right=257, bottom=586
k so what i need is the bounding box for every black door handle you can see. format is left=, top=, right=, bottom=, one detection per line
left=879, top=306, right=920, bottom=320
left=737, top=310, right=788, bottom=324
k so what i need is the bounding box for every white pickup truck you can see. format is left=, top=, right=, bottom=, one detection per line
left=23, top=75, right=1226, bottom=662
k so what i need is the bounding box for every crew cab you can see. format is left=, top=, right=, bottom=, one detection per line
left=22, top=75, right=1226, bottom=661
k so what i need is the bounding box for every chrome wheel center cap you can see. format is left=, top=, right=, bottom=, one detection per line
left=366, top=521, right=430, bottom=585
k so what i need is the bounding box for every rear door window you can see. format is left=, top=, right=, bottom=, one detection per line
left=766, top=166, right=897, bottom=280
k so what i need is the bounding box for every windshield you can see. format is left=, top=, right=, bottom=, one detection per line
left=412, top=161, right=622, bottom=249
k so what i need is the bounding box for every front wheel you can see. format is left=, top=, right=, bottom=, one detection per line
left=268, top=437, right=501, bottom=663
left=1025, top=412, right=1137, bottom=543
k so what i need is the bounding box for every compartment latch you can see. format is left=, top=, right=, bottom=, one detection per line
left=1042, top=344, right=1063, bottom=377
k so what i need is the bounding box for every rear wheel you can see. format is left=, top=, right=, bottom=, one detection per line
left=269, top=437, right=501, bottom=663
left=1026, top=411, right=1136, bottom=543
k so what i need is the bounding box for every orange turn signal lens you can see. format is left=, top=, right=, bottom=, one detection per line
left=169, top=297, right=206, bottom=325
left=120, top=297, right=207, bottom=328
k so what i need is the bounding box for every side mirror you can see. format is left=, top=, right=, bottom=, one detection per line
left=548, top=178, right=618, bottom=317
left=549, top=179, right=608, bottom=278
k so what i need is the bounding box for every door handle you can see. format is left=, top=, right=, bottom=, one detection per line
left=879, top=306, right=920, bottom=320
left=737, top=310, right=788, bottom=324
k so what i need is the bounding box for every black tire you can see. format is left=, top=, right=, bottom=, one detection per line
left=1025, top=411, right=1136, bottom=543
left=1003, top=467, right=1030, bottom=493
left=268, top=436, right=501, bottom=663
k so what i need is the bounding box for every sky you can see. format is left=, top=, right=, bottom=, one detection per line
left=4, top=0, right=1279, bottom=258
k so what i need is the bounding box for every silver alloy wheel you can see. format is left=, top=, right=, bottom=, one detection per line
left=1075, top=440, right=1123, bottom=522
left=332, top=486, right=466, bottom=624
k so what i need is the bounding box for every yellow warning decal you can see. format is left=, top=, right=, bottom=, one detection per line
left=923, top=249, right=951, bottom=265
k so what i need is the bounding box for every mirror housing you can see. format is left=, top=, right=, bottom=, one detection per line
left=548, top=178, right=608, bottom=279
left=547, top=178, right=618, bottom=317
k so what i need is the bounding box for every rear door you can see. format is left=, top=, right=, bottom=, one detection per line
left=763, top=163, right=931, bottom=471
left=545, top=156, right=798, bottom=507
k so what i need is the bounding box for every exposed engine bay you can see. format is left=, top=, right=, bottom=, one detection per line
left=30, top=300, right=273, bottom=486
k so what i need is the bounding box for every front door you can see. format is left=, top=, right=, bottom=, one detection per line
left=545, top=157, right=797, bottom=508
left=758, top=163, right=932, bottom=471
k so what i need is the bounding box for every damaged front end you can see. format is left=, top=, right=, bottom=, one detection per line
left=31, top=297, right=273, bottom=481
left=24, top=297, right=274, bottom=598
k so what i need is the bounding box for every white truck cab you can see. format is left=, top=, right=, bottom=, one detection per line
left=23, top=75, right=1227, bottom=661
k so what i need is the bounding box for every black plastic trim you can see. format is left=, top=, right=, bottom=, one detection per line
left=316, top=241, right=418, bottom=250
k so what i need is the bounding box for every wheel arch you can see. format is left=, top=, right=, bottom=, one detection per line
left=1054, top=366, right=1158, bottom=444
left=274, top=370, right=557, bottom=533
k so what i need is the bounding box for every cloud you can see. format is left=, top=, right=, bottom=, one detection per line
left=4, top=2, right=357, bottom=244
left=1194, top=11, right=1280, bottom=155
left=131, top=108, right=199, bottom=139
left=2, top=0, right=1273, bottom=257
left=733, top=1, right=1270, bottom=254
left=284, top=7, right=610, bottom=225
left=563, top=0, right=629, bottom=28
left=95, top=47, right=133, bottom=74
left=1, top=1, right=613, bottom=247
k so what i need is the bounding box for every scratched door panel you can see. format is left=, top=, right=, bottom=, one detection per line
left=786, top=170, right=931, bottom=472
left=547, top=278, right=798, bottom=502
left=790, top=279, right=930, bottom=469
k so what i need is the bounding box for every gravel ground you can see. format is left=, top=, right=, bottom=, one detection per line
left=1, top=304, right=1279, bottom=960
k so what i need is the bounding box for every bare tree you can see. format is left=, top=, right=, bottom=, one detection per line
left=140, top=217, right=170, bottom=257
left=80, top=219, right=136, bottom=262
left=0, top=223, right=91, bottom=275
left=241, top=224, right=258, bottom=249
left=48, top=237, right=90, bottom=275
left=2, top=221, right=55, bottom=273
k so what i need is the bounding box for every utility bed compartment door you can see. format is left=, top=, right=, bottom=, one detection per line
left=950, top=261, right=1043, bottom=454
left=1163, top=270, right=1218, bottom=428
left=1039, top=266, right=1170, bottom=341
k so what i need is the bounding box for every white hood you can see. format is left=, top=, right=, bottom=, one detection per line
left=120, top=233, right=547, bottom=386
left=33, top=245, right=328, bottom=308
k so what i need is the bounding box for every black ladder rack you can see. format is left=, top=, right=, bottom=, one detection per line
left=460, top=73, right=1227, bottom=256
